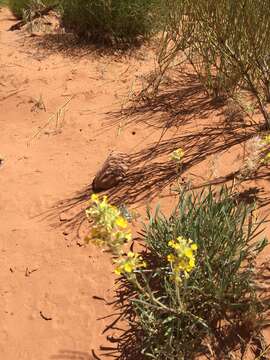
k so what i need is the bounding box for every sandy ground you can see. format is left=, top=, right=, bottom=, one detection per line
left=0, top=7, right=270, bottom=360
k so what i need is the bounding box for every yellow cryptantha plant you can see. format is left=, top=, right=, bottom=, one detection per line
left=167, top=236, right=197, bottom=281
left=85, top=194, right=131, bottom=254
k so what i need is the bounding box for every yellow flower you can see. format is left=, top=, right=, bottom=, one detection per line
left=167, top=253, right=175, bottom=262
left=170, top=148, right=185, bottom=162
left=167, top=236, right=197, bottom=280
left=261, top=152, right=270, bottom=164
left=265, top=152, right=270, bottom=162
left=264, top=135, right=270, bottom=144
left=102, top=195, right=108, bottom=203
left=91, top=193, right=99, bottom=203
left=184, top=248, right=193, bottom=258
left=168, top=240, right=181, bottom=250
left=177, top=258, right=187, bottom=270
left=189, top=257, right=195, bottom=267
left=115, top=216, right=128, bottom=229
left=114, top=268, right=122, bottom=276
left=123, top=262, right=134, bottom=273
left=168, top=240, right=176, bottom=247
left=114, top=252, right=147, bottom=276
left=86, top=196, right=132, bottom=254
left=191, top=244, right=198, bottom=251
left=125, top=232, right=132, bottom=241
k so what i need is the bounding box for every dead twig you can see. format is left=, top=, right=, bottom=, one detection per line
left=25, top=267, right=39, bottom=277
left=27, top=95, right=74, bottom=145
left=9, top=4, right=58, bottom=32
left=40, top=311, right=52, bottom=321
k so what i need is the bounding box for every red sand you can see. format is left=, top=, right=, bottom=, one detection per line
left=0, top=7, right=269, bottom=359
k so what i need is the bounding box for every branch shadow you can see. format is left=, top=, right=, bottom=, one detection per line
left=43, top=122, right=262, bottom=238
left=91, top=279, right=148, bottom=360
left=104, top=72, right=226, bottom=131
left=29, top=31, right=146, bottom=59
left=92, top=263, right=270, bottom=360
left=38, top=72, right=270, bottom=360
left=40, top=72, right=269, bottom=239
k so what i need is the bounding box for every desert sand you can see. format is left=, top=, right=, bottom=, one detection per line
left=0, top=7, right=270, bottom=360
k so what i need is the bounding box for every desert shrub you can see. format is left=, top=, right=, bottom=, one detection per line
left=0, top=0, right=8, bottom=7
left=8, top=0, right=57, bottom=19
left=152, top=0, right=270, bottom=128
left=87, top=187, right=269, bottom=359
left=59, top=0, right=163, bottom=44
left=9, top=0, right=29, bottom=17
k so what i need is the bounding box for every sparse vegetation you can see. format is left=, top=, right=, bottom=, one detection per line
left=59, top=0, right=163, bottom=44
left=8, top=0, right=164, bottom=44
left=2, top=1, right=270, bottom=358
left=8, top=0, right=34, bottom=18
left=8, top=0, right=57, bottom=19
left=0, top=0, right=8, bottom=7
left=151, top=0, right=270, bottom=128
left=87, top=187, right=270, bottom=359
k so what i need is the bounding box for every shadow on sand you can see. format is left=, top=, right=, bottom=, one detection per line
left=44, top=73, right=270, bottom=360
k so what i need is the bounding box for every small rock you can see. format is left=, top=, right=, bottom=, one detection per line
left=59, top=212, right=71, bottom=222
left=92, top=151, right=130, bottom=192
left=76, top=240, right=84, bottom=247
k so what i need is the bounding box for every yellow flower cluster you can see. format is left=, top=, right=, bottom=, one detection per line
left=167, top=236, right=197, bottom=280
left=263, top=152, right=270, bottom=163
left=114, top=251, right=147, bottom=276
left=262, top=135, right=270, bottom=145
left=170, top=148, right=185, bottom=162
left=85, top=194, right=131, bottom=254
